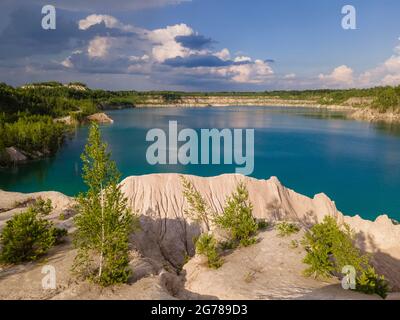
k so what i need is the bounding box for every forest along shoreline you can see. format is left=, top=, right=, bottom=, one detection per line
left=1, top=81, right=400, bottom=166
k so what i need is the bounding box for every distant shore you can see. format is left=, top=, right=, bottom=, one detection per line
left=133, top=96, right=400, bottom=124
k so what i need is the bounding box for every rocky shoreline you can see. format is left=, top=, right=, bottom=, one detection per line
left=86, top=112, right=114, bottom=124
left=133, top=95, right=399, bottom=124
left=349, top=108, right=400, bottom=123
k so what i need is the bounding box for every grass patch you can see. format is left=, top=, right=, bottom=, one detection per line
left=276, top=221, right=300, bottom=237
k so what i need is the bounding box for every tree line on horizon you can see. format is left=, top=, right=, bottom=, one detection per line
left=2, top=81, right=400, bottom=112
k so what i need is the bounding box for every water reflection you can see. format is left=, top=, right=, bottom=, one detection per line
left=374, top=122, right=400, bottom=137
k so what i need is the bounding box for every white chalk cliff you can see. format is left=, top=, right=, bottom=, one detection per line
left=120, top=174, right=400, bottom=290
left=0, top=173, right=399, bottom=299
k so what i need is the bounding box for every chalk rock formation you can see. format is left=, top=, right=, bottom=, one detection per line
left=0, top=173, right=399, bottom=298
left=86, top=112, right=114, bottom=124
left=0, top=190, right=75, bottom=232
left=120, top=173, right=400, bottom=289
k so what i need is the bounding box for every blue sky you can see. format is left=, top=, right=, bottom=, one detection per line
left=1, top=0, right=400, bottom=90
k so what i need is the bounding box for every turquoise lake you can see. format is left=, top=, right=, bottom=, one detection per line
left=1, top=106, right=400, bottom=221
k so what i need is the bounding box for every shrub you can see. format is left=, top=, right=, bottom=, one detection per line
left=276, top=221, right=300, bottom=237
left=216, top=182, right=258, bottom=247
left=219, top=239, right=236, bottom=250
left=0, top=199, right=67, bottom=264
left=31, top=198, right=52, bottom=215
left=257, top=219, right=269, bottom=230
left=195, top=233, right=222, bottom=269
left=302, top=216, right=368, bottom=278
left=356, top=267, right=389, bottom=299
left=181, top=176, right=213, bottom=231
left=302, top=216, right=388, bottom=298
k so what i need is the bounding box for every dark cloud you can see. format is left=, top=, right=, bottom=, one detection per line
left=0, top=2, right=276, bottom=90
left=163, top=53, right=257, bottom=68
left=155, top=68, right=265, bottom=91
left=175, top=34, right=214, bottom=49
left=61, top=50, right=148, bottom=75
left=0, top=6, right=80, bottom=58
left=65, top=54, right=128, bottom=74
left=0, top=6, right=137, bottom=59
left=164, top=54, right=233, bottom=68
left=82, top=22, right=137, bottom=38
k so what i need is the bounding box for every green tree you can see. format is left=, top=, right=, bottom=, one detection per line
left=181, top=175, right=214, bottom=231
left=216, top=182, right=258, bottom=247
left=302, top=216, right=369, bottom=278
left=0, top=198, right=67, bottom=264
left=356, top=267, right=389, bottom=299
left=73, top=123, right=137, bottom=286
left=195, top=233, right=222, bottom=269
left=302, top=216, right=389, bottom=298
left=374, top=87, right=399, bottom=112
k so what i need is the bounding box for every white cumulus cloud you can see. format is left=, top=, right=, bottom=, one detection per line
left=60, top=14, right=276, bottom=86
left=88, top=36, right=113, bottom=58
left=318, top=65, right=354, bottom=86
left=211, top=59, right=273, bottom=84
left=214, top=48, right=231, bottom=61
left=147, top=23, right=194, bottom=62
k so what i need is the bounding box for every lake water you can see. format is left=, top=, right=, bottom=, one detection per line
left=1, top=106, right=400, bottom=221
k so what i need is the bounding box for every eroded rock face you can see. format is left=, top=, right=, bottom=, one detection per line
left=3, top=174, right=397, bottom=262
left=120, top=173, right=400, bottom=289
left=120, top=173, right=399, bottom=251
left=0, top=190, right=75, bottom=233
left=0, top=173, right=399, bottom=298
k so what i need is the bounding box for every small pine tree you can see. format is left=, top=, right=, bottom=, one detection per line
left=302, top=216, right=389, bottom=298
left=302, top=216, right=368, bottom=278
left=356, top=267, right=389, bottom=299
left=195, top=233, right=222, bottom=269
left=216, top=182, right=258, bottom=247
left=73, top=123, right=137, bottom=286
left=181, top=175, right=214, bottom=231
left=0, top=198, right=67, bottom=264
